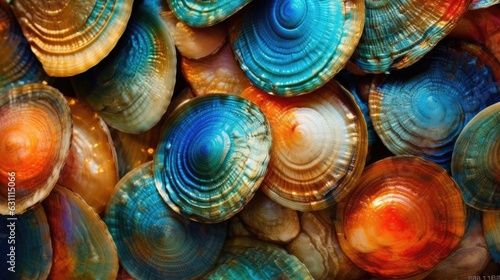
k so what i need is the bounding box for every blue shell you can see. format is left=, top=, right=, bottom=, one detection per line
left=470, top=0, right=500, bottom=9
left=154, top=94, right=272, bottom=223
left=369, top=40, right=500, bottom=171
left=229, top=0, right=365, bottom=96
left=104, top=162, right=227, bottom=279
left=168, top=0, right=252, bottom=27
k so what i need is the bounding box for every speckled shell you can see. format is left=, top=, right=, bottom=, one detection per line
left=229, top=0, right=365, bottom=96
left=0, top=84, right=72, bottom=215
left=104, top=162, right=227, bottom=280
left=369, top=40, right=500, bottom=171
left=483, top=211, right=500, bottom=263
left=57, top=97, right=119, bottom=214
left=0, top=1, right=49, bottom=91
left=168, top=0, right=252, bottom=27
left=451, top=102, right=500, bottom=211
left=203, top=237, right=313, bottom=279
left=9, top=0, right=133, bottom=77
left=0, top=205, right=52, bottom=280
left=335, top=156, right=466, bottom=279
left=42, top=185, right=118, bottom=279
left=154, top=94, right=272, bottom=223
left=349, top=0, right=470, bottom=73
left=241, top=81, right=367, bottom=211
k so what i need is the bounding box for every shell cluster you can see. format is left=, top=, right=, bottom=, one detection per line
left=1, top=0, right=500, bottom=279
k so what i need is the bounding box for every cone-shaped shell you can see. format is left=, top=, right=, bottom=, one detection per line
left=154, top=94, right=272, bottom=223
left=203, top=237, right=313, bottom=279
left=73, top=6, right=177, bottom=134
left=0, top=205, right=52, bottom=279
left=369, top=40, right=500, bottom=171
left=451, top=102, right=500, bottom=211
left=349, top=0, right=470, bottom=73
left=241, top=81, right=367, bottom=211
left=483, top=211, right=500, bottom=263
left=229, top=0, right=365, bottom=96
left=0, top=84, right=72, bottom=215
left=0, top=1, right=49, bottom=91
left=168, top=0, right=252, bottom=27
left=57, top=97, right=119, bottom=214
left=104, top=162, right=227, bottom=279
left=42, top=185, right=118, bottom=279
left=9, top=0, right=133, bottom=77
left=335, top=156, right=466, bottom=279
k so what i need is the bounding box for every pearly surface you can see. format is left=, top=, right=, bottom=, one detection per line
left=168, top=0, right=252, bottom=27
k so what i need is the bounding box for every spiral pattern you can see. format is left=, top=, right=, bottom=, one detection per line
left=370, top=41, right=500, bottom=171
left=0, top=84, right=72, bottom=215
left=229, top=0, right=364, bottom=96
left=451, top=102, right=500, bottom=211
left=104, top=162, right=227, bottom=279
left=168, top=0, right=252, bottom=26
left=349, top=0, right=470, bottom=73
left=154, top=94, right=272, bottom=223
left=242, top=81, right=367, bottom=211
left=335, top=156, right=466, bottom=279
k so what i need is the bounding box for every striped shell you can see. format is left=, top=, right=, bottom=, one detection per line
left=483, top=211, right=500, bottom=263
left=168, top=0, right=252, bottom=27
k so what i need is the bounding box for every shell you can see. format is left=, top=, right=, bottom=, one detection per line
left=73, top=5, right=177, bottom=134
left=470, top=0, right=500, bottom=9
left=42, top=185, right=118, bottom=279
left=57, top=97, right=119, bottom=214
left=0, top=205, right=52, bottom=280
left=203, top=237, right=313, bottom=279
left=104, top=162, right=227, bottom=279
left=483, top=211, right=500, bottom=263
left=369, top=40, right=500, bottom=171
left=0, top=84, right=72, bottom=215
left=161, top=10, right=227, bottom=59
left=228, top=0, right=365, bottom=96
left=349, top=0, right=470, bottom=73
left=154, top=94, right=272, bottom=223
left=335, top=156, right=466, bottom=279
left=181, top=43, right=251, bottom=96
left=451, top=102, right=500, bottom=211
left=241, top=81, right=368, bottom=211
left=0, top=1, right=49, bottom=91
left=9, top=0, right=133, bottom=77
left=168, top=0, right=252, bottom=27
left=238, top=190, right=300, bottom=244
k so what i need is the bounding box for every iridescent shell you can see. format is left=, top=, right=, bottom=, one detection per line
left=181, top=43, right=251, bottom=96
left=349, top=0, right=470, bottom=73
left=451, top=102, right=500, bottom=211
left=286, top=209, right=368, bottom=280
left=483, top=211, right=500, bottom=262
left=470, top=0, right=500, bottom=9
left=335, top=156, right=466, bottom=279
left=42, top=185, right=118, bottom=279
left=154, top=94, right=272, bottom=223
left=104, top=162, right=227, bottom=279
left=73, top=5, right=177, bottom=134
left=57, top=97, right=119, bottom=214
left=0, top=1, right=49, bottom=91
left=9, top=0, right=133, bottom=77
left=229, top=0, right=365, bottom=96
left=203, top=237, right=313, bottom=279
left=161, top=10, right=226, bottom=59
left=0, top=205, right=52, bottom=280
left=168, top=0, right=252, bottom=27
left=0, top=84, right=72, bottom=215
left=239, top=190, right=300, bottom=244
left=370, top=40, right=500, bottom=171
left=241, top=81, right=367, bottom=211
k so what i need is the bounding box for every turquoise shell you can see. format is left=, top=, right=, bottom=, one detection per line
left=154, top=94, right=272, bottom=223
left=470, top=0, right=500, bottom=9
left=73, top=6, right=176, bottom=134
left=0, top=206, right=52, bottom=280
left=104, top=162, right=227, bottom=279
left=451, top=102, right=500, bottom=211
left=168, top=0, right=252, bottom=27
left=369, top=41, right=500, bottom=171
left=229, top=0, right=365, bottom=96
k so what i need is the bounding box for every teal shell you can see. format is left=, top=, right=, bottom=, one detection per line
left=0, top=206, right=52, bottom=280
left=104, top=162, right=227, bottom=280
left=168, top=0, right=252, bottom=26
left=470, top=0, right=500, bottom=9
left=154, top=94, right=272, bottom=223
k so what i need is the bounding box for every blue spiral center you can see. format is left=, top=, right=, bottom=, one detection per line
left=276, top=0, right=307, bottom=29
